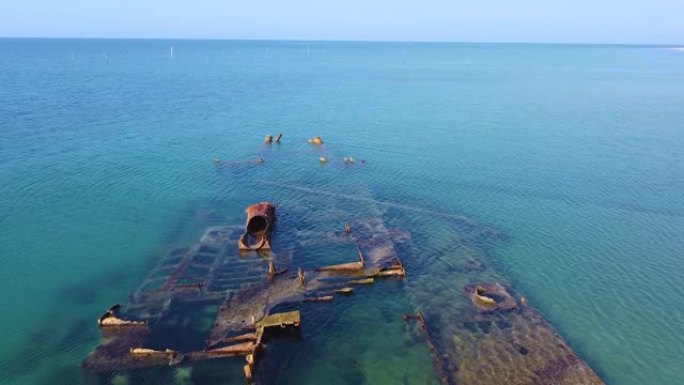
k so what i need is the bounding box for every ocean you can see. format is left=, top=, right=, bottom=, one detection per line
left=0, top=39, right=682, bottom=385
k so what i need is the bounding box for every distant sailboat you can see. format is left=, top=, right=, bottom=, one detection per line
left=307, top=43, right=311, bottom=56
left=170, top=46, right=174, bottom=60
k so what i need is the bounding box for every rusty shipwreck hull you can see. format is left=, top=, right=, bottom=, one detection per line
left=399, top=239, right=604, bottom=385
left=82, top=210, right=409, bottom=382
left=239, top=202, right=276, bottom=251
left=405, top=295, right=604, bottom=385
left=82, top=198, right=604, bottom=385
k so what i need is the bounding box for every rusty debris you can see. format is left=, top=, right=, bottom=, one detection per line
left=375, top=258, right=406, bottom=277
left=260, top=310, right=301, bottom=329
left=303, top=295, right=334, bottom=302
left=403, top=312, right=450, bottom=385
left=266, top=260, right=288, bottom=278
left=316, top=244, right=406, bottom=280
left=347, top=277, right=374, bottom=285
left=268, top=260, right=276, bottom=275
left=129, top=348, right=177, bottom=357
left=243, top=363, right=253, bottom=383
left=465, top=282, right=517, bottom=312
left=207, top=310, right=301, bottom=383
left=239, top=202, right=277, bottom=251
left=329, top=287, right=354, bottom=295
left=307, top=136, right=323, bottom=145
left=97, top=305, right=146, bottom=327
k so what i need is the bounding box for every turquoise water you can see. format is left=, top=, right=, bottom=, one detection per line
left=1, top=39, right=683, bottom=384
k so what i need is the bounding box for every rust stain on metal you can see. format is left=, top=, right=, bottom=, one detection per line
left=239, top=202, right=276, bottom=251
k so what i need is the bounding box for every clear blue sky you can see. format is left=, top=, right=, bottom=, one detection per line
left=0, top=0, right=681, bottom=44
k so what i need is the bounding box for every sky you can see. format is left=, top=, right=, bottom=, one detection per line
left=0, top=0, right=682, bottom=44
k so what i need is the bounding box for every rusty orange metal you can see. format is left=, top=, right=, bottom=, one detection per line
left=239, top=202, right=276, bottom=251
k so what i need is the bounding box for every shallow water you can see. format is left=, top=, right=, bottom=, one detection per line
left=1, top=39, right=683, bottom=385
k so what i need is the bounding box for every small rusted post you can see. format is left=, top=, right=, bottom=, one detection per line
left=243, top=363, right=253, bottom=383
left=244, top=353, right=255, bottom=383
left=298, top=267, right=306, bottom=287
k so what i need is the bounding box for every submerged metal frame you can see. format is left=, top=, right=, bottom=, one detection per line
left=83, top=201, right=604, bottom=385
left=83, top=209, right=407, bottom=384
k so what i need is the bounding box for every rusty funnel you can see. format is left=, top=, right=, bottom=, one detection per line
left=239, top=202, right=276, bottom=251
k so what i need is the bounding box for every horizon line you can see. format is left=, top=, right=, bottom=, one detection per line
left=0, top=36, right=681, bottom=47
